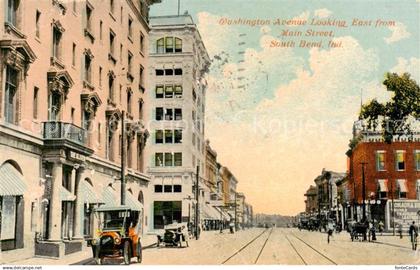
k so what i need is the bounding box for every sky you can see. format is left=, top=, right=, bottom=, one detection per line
left=150, top=0, right=420, bottom=215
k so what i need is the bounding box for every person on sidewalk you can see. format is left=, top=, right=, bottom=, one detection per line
left=398, top=223, right=403, bottom=239
left=409, top=221, right=418, bottom=250
left=327, top=219, right=334, bottom=244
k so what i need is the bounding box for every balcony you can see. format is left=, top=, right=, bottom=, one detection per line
left=42, top=121, right=93, bottom=156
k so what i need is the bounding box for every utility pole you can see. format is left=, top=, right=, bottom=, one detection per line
left=360, top=162, right=367, bottom=222
left=391, top=180, right=395, bottom=236
left=121, top=111, right=126, bottom=206
left=195, top=165, right=199, bottom=240
left=177, top=0, right=180, bottom=15
left=234, top=192, right=238, bottom=231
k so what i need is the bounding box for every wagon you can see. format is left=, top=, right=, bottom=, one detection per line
left=350, top=222, right=368, bottom=241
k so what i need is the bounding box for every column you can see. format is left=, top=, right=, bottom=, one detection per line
left=49, top=162, right=62, bottom=241
left=73, top=166, right=84, bottom=240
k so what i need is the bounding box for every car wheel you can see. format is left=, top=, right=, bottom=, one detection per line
left=123, top=241, right=131, bottom=265
left=137, top=240, right=142, bottom=263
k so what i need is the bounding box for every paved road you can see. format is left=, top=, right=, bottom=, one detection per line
left=77, top=228, right=420, bottom=265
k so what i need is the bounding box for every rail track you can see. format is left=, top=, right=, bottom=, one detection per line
left=221, top=227, right=273, bottom=264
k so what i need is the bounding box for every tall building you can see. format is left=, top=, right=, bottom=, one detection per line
left=346, top=119, right=420, bottom=230
left=145, top=14, right=210, bottom=231
left=0, top=0, right=159, bottom=261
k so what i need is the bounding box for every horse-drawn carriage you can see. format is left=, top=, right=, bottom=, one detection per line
left=350, top=222, right=368, bottom=241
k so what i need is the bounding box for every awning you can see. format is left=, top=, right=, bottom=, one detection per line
left=202, top=203, right=221, bottom=220
left=60, top=187, right=76, bottom=201
left=0, top=163, right=26, bottom=196
left=125, top=192, right=143, bottom=211
left=378, top=179, right=388, bottom=192
left=397, top=179, right=408, bottom=193
left=215, top=206, right=231, bottom=221
left=80, top=181, right=103, bottom=204
left=99, top=186, right=119, bottom=209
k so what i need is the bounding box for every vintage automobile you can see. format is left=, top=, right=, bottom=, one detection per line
left=89, top=206, right=143, bottom=265
left=156, top=222, right=189, bottom=248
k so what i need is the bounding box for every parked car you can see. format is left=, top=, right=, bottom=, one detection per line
left=88, top=206, right=143, bottom=265
left=156, top=222, right=189, bottom=248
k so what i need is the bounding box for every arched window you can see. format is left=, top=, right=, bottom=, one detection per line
left=165, top=36, right=174, bottom=53
left=156, top=38, right=164, bottom=53
left=175, top=38, right=182, bottom=53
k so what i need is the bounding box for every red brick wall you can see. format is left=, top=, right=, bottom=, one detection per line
left=348, top=141, right=420, bottom=202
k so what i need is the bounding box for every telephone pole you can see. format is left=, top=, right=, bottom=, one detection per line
left=120, top=111, right=126, bottom=206
left=195, top=165, right=200, bottom=240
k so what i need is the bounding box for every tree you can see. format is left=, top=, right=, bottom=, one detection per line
left=359, top=72, right=420, bottom=143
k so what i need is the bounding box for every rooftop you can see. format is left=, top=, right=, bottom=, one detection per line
left=150, top=14, right=195, bottom=27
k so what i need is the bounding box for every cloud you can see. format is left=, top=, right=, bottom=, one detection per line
left=384, top=22, right=411, bottom=44
left=390, top=57, right=420, bottom=82
left=314, top=8, right=332, bottom=18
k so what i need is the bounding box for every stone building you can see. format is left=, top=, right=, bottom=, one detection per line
left=144, top=14, right=210, bottom=231
left=0, top=0, right=158, bottom=261
left=304, top=185, right=318, bottom=213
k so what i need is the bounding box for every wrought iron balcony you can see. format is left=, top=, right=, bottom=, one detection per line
left=42, top=121, right=93, bottom=155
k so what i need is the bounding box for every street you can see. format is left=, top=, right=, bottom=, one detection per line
left=74, top=228, right=419, bottom=265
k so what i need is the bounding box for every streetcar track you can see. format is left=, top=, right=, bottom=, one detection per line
left=290, top=232, right=338, bottom=265
left=221, top=228, right=270, bottom=264
left=283, top=233, right=307, bottom=265
left=254, top=227, right=274, bottom=264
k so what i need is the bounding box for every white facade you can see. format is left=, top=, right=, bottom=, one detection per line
left=145, top=15, right=210, bottom=231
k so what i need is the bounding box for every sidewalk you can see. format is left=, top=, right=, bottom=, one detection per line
left=8, top=234, right=159, bottom=265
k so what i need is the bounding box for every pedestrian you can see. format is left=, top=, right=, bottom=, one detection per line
left=409, top=221, right=418, bottom=250
left=327, top=220, right=334, bottom=244
left=378, top=221, right=384, bottom=235
left=398, top=223, right=403, bottom=239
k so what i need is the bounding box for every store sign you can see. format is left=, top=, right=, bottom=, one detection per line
left=392, top=200, right=420, bottom=226
left=1, top=196, right=16, bottom=240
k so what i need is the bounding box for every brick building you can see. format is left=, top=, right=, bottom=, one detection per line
left=347, top=119, right=420, bottom=230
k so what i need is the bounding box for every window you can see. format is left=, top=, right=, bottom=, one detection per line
left=174, top=130, right=182, bottom=143
left=33, top=87, right=39, bottom=119
left=165, top=130, right=173, bottom=143
left=71, top=107, right=75, bottom=123
left=192, top=88, right=197, bottom=101
left=98, top=123, right=101, bottom=143
left=99, top=67, right=102, bottom=87
left=140, top=32, right=145, bottom=52
left=192, top=133, right=196, bottom=146
left=164, top=185, right=172, bottom=193
left=138, top=100, right=143, bottom=119
left=174, top=68, right=182, bottom=75
left=120, top=44, right=123, bottom=62
left=174, top=109, right=182, bottom=120
left=72, top=43, right=76, bottom=66
left=120, top=6, right=123, bottom=23
left=165, top=69, right=173, bottom=76
left=155, top=153, right=163, bottom=166
left=127, top=90, right=132, bottom=114
left=173, top=185, right=182, bottom=193
left=6, top=0, right=19, bottom=26
left=155, top=85, right=164, bottom=99
left=108, top=74, right=114, bottom=101
left=139, top=65, right=144, bottom=87
left=127, top=51, right=133, bottom=74
left=128, top=17, right=133, bottom=38
left=99, top=21, right=103, bottom=40
left=73, top=0, right=77, bottom=12
left=48, top=91, right=62, bottom=121
left=52, top=26, right=63, bottom=60
left=415, top=150, right=420, bottom=171
left=4, top=67, right=18, bottom=124
left=395, top=151, right=405, bottom=171
left=164, top=153, right=173, bottom=166
left=397, top=180, right=407, bottom=199
left=157, top=38, right=164, bottom=53
left=156, top=107, right=163, bottom=120
left=154, top=185, right=163, bottom=193
left=175, top=38, right=182, bottom=52
left=156, top=69, right=164, bottom=76
left=85, top=4, right=93, bottom=32
left=165, top=85, right=173, bottom=98
left=106, top=117, right=115, bottom=161
left=376, top=151, right=385, bottom=171
left=109, top=30, right=115, bottom=56
left=417, top=180, right=420, bottom=200
left=165, top=109, right=173, bottom=120
left=174, top=153, right=182, bottom=166
left=155, top=130, right=163, bottom=144
left=174, top=85, right=182, bottom=98
left=110, top=0, right=115, bottom=14
left=84, top=53, right=92, bottom=83
left=35, top=10, right=41, bottom=38
left=153, top=201, right=182, bottom=229
left=165, top=37, right=174, bottom=53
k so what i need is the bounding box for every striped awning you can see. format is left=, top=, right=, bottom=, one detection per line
left=60, top=187, right=76, bottom=201
left=125, top=192, right=143, bottom=211
left=99, top=186, right=119, bottom=209
left=80, top=181, right=103, bottom=204
left=202, top=204, right=221, bottom=220
left=378, top=179, right=388, bottom=192
left=0, top=163, right=26, bottom=196
left=397, top=179, right=408, bottom=193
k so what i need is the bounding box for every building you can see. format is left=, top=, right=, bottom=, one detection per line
left=346, top=119, right=420, bottom=230
left=145, top=14, right=210, bottom=231
left=304, top=185, right=318, bottom=213
left=236, top=192, right=245, bottom=229
left=0, top=0, right=159, bottom=261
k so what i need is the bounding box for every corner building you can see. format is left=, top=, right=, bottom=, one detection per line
left=145, top=14, right=210, bottom=231
left=0, top=0, right=159, bottom=262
